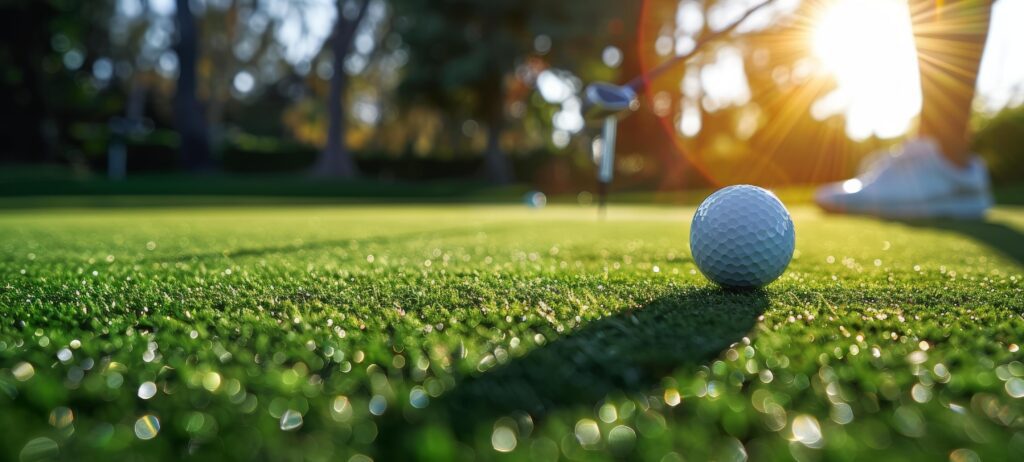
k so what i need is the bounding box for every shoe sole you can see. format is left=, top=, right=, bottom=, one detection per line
left=817, top=194, right=992, bottom=220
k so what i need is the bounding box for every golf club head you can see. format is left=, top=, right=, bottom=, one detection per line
left=582, top=82, right=638, bottom=122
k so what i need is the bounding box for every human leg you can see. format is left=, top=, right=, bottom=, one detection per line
left=910, top=0, right=993, bottom=166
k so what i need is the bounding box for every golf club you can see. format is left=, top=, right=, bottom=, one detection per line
left=583, top=0, right=778, bottom=214
left=583, top=83, right=639, bottom=214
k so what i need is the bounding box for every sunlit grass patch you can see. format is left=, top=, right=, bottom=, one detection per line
left=1, top=204, right=1022, bottom=460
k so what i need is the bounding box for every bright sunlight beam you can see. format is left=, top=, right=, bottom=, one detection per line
left=811, top=0, right=921, bottom=140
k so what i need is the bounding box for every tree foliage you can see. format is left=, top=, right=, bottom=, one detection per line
left=391, top=0, right=634, bottom=182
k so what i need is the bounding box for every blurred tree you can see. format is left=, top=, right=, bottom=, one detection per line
left=392, top=0, right=531, bottom=183
left=974, top=104, right=1024, bottom=184
left=390, top=0, right=637, bottom=183
left=0, top=0, right=122, bottom=165
left=315, top=0, right=372, bottom=178
left=105, top=0, right=344, bottom=170
left=174, top=0, right=212, bottom=170
left=0, top=0, right=62, bottom=163
left=200, top=0, right=241, bottom=150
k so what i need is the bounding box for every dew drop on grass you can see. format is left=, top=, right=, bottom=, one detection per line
left=331, top=396, right=353, bottom=422
left=20, top=437, right=59, bottom=462
left=893, top=406, right=925, bottom=437
left=663, top=388, right=681, bottom=407
left=279, top=409, right=303, bottom=431
left=106, top=373, right=123, bottom=389
left=791, top=415, right=822, bottom=446
left=907, top=350, right=928, bottom=364
left=830, top=403, right=853, bottom=424
left=202, top=372, right=221, bottom=392
left=12, top=362, right=34, bottom=381
left=48, top=407, right=74, bottom=428
left=1006, top=378, right=1024, bottom=398
left=720, top=437, right=747, bottom=462
left=949, top=448, right=980, bottom=462
left=599, top=403, right=618, bottom=423
left=912, top=383, right=933, bottom=403
left=134, top=415, right=160, bottom=440
left=574, top=419, right=601, bottom=446
left=138, top=382, right=157, bottom=400
left=369, top=395, right=387, bottom=415
left=1010, top=362, right=1024, bottom=377
left=491, top=425, right=516, bottom=452
left=409, top=387, right=429, bottom=409
left=764, top=403, right=787, bottom=431
left=607, top=425, right=636, bottom=454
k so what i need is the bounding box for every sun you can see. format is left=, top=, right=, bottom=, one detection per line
left=810, top=0, right=921, bottom=140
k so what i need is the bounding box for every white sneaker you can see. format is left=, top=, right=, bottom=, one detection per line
left=815, top=138, right=993, bottom=219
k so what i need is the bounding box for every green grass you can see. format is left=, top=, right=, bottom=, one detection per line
left=3, top=166, right=1023, bottom=208
left=1, top=203, right=1022, bottom=461
left=0, top=166, right=529, bottom=206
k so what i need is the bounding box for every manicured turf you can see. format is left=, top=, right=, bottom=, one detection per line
left=1, top=203, right=1022, bottom=461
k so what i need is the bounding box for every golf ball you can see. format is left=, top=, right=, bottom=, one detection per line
left=690, top=185, right=795, bottom=288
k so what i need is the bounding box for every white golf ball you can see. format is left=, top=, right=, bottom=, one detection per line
left=690, top=185, right=795, bottom=288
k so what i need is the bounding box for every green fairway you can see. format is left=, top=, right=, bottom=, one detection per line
left=1, top=203, right=1022, bottom=461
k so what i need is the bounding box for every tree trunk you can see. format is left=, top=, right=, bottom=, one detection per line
left=317, top=41, right=357, bottom=177
left=173, top=0, right=212, bottom=171
left=315, top=0, right=370, bottom=178
left=483, top=79, right=512, bottom=184
left=205, top=1, right=239, bottom=160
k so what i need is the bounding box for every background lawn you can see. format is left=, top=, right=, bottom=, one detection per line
left=1, top=203, right=1022, bottom=461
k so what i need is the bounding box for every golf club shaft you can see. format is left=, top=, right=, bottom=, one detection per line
left=599, top=116, right=617, bottom=184
left=597, top=115, right=618, bottom=216
left=624, top=0, right=778, bottom=92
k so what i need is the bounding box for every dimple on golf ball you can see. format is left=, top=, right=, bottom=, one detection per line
left=690, top=185, right=795, bottom=288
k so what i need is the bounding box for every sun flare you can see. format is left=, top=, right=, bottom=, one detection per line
left=811, top=0, right=921, bottom=140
